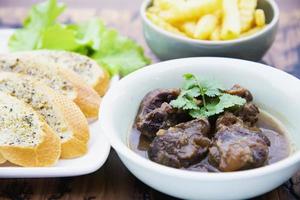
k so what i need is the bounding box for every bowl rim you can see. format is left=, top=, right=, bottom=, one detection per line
left=140, top=0, right=280, bottom=45
left=101, top=57, right=300, bottom=181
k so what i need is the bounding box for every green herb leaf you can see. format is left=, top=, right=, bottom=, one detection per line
left=182, top=87, right=200, bottom=98
left=189, top=99, right=220, bottom=118
left=171, top=74, right=246, bottom=118
left=189, top=107, right=207, bottom=118
left=183, top=73, right=198, bottom=90
left=217, top=93, right=246, bottom=110
left=170, top=94, right=199, bottom=110
left=202, top=78, right=225, bottom=97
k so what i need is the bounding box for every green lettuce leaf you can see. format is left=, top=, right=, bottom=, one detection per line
left=9, top=0, right=65, bottom=51
left=23, top=0, right=65, bottom=28
left=92, top=30, right=151, bottom=76
left=9, top=29, right=40, bottom=50
left=70, top=19, right=105, bottom=50
left=8, top=0, right=151, bottom=76
left=39, top=24, right=79, bottom=50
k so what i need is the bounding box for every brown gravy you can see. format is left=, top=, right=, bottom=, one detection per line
left=129, top=111, right=291, bottom=169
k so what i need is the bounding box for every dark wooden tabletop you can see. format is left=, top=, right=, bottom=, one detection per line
left=0, top=0, right=300, bottom=199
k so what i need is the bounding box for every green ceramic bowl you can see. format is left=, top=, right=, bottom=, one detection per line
left=140, top=0, right=279, bottom=61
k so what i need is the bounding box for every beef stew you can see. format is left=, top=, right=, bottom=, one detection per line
left=129, top=76, right=291, bottom=172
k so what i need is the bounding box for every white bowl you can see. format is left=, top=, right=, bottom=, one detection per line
left=100, top=57, right=300, bottom=200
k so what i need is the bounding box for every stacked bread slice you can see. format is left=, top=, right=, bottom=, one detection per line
left=0, top=92, right=61, bottom=167
left=20, top=50, right=110, bottom=96
left=0, top=51, right=106, bottom=167
left=0, top=54, right=101, bottom=120
left=0, top=72, right=89, bottom=159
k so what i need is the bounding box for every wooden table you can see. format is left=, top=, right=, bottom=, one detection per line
left=0, top=0, right=300, bottom=199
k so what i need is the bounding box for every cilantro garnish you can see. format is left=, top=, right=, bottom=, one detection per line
left=170, top=74, right=246, bottom=118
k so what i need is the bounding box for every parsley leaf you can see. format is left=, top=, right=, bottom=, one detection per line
left=182, top=73, right=198, bottom=90
left=170, top=89, right=199, bottom=110
left=189, top=94, right=246, bottom=118
left=182, top=87, right=200, bottom=98
left=202, top=78, right=225, bottom=97
left=217, top=93, right=246, bottom=110
left=171, top=73, right=246, bottom=118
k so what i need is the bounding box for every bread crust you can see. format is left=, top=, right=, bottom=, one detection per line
left=0, top=154, right=6, bottom=164
left=19, top=50, right=110, bottom=97
left=43, top=85, right=90, bottom=158
left=93, top=68, right=110, bottom=97
left=60, top=68, right=101, bottom=120
left=0, top=54, right=101, bottom=120
left=0, top=123, right=61, bottom=167
left=0, top=72, right=90, bottom=159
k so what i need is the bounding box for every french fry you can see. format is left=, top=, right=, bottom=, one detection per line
left=194, top=14, right=218, bottom=40
left=146, top=12, right=186, bottom=36
left=159, top=0, right=222, bottom=24
left=210, top=26, right=221, bottom=40
left=239, top=0, right=257, bottom=32
left=153, top=0, right=184, bottom=10
left=147, top=0, right=265, bottom=41
left=147, top=6, right=160, bottom=14
left=214, top=9, right=223, bottom=21
left=221, top=0, right=241, bottom=40
left=240, top=26, right=263, bottom=38
left=153, top=0, right=171, bottom=10
left=180, top=21, right=196, bottom=38
left=255, top=9, right=266, bottom=27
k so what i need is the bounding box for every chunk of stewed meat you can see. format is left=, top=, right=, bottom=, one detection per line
left=136, top=103, right=189, bottom=138
left=235, top=102, right=259, bottom=126
left=216, top=102, right=259, bottom=130
left=136, top=89, right=190, bottom=138
left=216, top=112, right=244, bottom=131
left=137, top=88, right=180, bottom=116
left=148, top=119, right=211, bottom=168
left=226, top=84, right=253, bottom=102
left=209, top=114, right=270, bottom=171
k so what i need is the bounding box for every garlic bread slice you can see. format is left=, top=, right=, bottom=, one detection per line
left=0, top=153, right=6, bottom=164
left=0, top=72, right=89, bottom=158
left=0, top=54, right=101, bottom=120
left=22, top=50, right=110, bottom=96
left=0, top=92, right=61, bottom=167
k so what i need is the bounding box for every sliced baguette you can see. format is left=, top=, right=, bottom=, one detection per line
left=0, top=72, right=89, bottom=158
left=0, top=153, right=6, bottom=164
left=20, top=50, right=110, bottom=96
left=0, top=92, right=61, bottom=167
left=0, top=54, right=101, bottom=120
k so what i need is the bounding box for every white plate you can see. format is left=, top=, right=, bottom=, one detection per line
left=0, top=28, right=111, bottom=178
